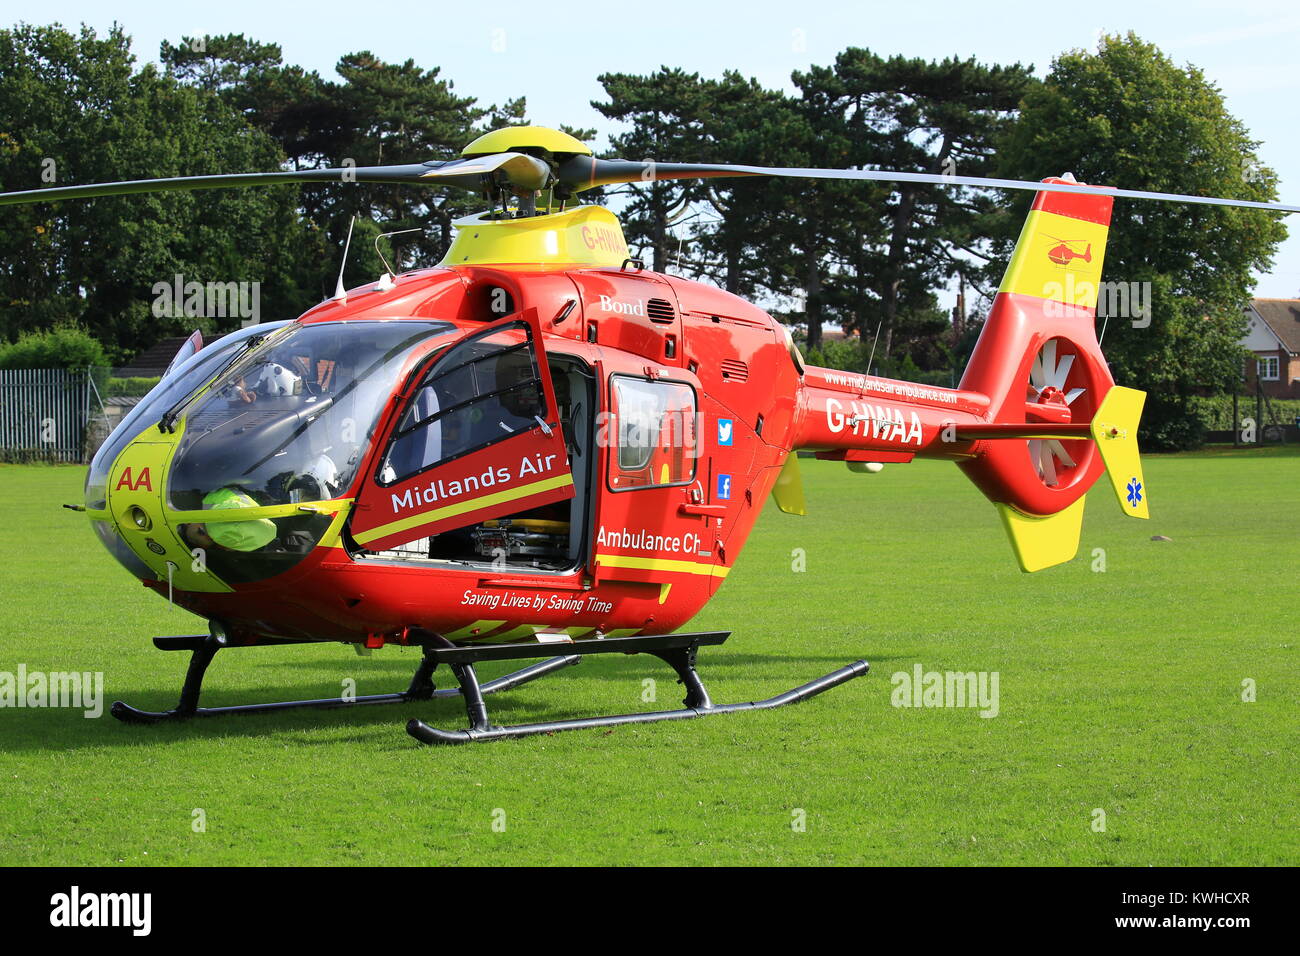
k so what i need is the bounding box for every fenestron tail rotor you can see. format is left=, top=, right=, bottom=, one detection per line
left=1026, top=339, right=1088, bottom=487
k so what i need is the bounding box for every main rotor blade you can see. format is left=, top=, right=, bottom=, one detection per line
left=0, top=153, right=551, bottom=207
left=556, top=156, right=1300, bottom=215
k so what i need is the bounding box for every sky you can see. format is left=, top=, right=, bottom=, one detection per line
left=22, top=0, right=1300, bottom=298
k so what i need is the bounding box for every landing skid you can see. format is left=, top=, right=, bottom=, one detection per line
left=407, top=631, right=869, bottom=744
left=110, top=631, right=869, bottom=744
left=109, top=634, right=579, bottom=724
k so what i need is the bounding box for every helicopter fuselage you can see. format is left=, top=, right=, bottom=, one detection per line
left=87, top=201, right=1101, bottom=649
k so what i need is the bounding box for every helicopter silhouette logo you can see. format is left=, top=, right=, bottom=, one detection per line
left=1044, top=234, right=1092, bottom=266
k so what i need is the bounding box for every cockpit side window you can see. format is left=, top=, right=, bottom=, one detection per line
left=166, top=320, right=453, bottom=514
left=379, top=321, right=549, bottom=486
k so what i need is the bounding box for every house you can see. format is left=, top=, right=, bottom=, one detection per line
left=83, top=336, right=192, bottom=460
left=114, top=336, right=192, bottom=378
left=1241, top=299, right=1300, bottom=399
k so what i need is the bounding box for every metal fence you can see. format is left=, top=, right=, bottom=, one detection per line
left=0, top=367, right=102, bottom=463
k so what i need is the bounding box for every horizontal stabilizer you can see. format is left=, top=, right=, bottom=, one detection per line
left=955, top=423, right=1092, bottom=441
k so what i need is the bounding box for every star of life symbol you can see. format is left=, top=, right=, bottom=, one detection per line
left=1126, top=477, right=1142, bottom=508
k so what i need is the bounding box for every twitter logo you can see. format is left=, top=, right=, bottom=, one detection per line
left=717, top=418, right=734, bottom=446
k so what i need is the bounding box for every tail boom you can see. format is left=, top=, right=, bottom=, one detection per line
left=791, top=367, right=990, bottom=462
left=784, top=176, right=1148, bottom=572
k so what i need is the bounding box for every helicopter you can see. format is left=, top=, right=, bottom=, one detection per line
left=1044, top=236, right=1093, bottom=266
left=4, top=125, right=1296, bottom=744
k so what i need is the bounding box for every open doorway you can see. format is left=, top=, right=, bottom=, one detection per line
left=352, top=350, right=595, bottom=573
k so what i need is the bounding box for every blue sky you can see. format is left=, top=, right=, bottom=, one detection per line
left=24, top=0, right=1300, bottom=297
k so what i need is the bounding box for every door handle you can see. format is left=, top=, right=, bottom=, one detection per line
left=678, top=503, right=727, bottom=517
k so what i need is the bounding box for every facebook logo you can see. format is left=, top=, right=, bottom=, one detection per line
left=717, top=418, right=734, bottom=446
left=716, top=474, right=732, bottom=500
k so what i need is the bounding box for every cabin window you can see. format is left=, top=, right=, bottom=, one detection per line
left=608, top=376, right=698, bottom=490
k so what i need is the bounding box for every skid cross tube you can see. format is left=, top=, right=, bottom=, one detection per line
left=110, top=634, right=580, bottom=724
left=405, top=631, right=869, bottom=745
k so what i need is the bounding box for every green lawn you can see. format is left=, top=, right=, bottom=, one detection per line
left=0, top=450, right=1296, bottom=866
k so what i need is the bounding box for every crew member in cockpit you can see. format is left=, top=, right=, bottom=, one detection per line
left=223, top=363, right=304, bottom=404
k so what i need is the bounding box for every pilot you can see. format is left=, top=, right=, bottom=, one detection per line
left=222, top=363, right=303, bottom=404
left=494, top=349, right=544, bottom=425
left=186, top=486, right=277, bottom=552
left=433, top=349, right=543, bottom=460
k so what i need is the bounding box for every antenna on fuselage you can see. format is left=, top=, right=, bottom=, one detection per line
left=332, top=216, right=356, bottom=302
left=374, top=227, right=423, bottom=291
left=866, top=322, right=882, bottom=376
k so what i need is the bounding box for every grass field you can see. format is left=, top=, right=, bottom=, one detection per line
left=0, top=449, right=1296, bottom=866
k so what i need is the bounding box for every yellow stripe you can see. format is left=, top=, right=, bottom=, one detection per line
left=166, top=497, right=353, bottom=524
left=443, top=620, right=506, bottom=640
left=316, top=504, right=354, bottom=548
left=485, top=624, right=541, bottom=641
left=354, top=473, right=574, bottom=546
left=998, top=209, right=1108, bottom=309
left=595, top=553, right=729, bottom=578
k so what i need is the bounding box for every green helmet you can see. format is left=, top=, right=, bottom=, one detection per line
left=202, top=487, right=277, bottom=551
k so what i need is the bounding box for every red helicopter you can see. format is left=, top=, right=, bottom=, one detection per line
left=1044, top=235, right=1093, bottom=266
left=5, top=126, right=1294, bottom=743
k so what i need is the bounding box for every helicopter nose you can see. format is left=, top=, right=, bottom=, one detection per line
left=106, top=445, right=175, bottom=575
left=99, top=433, right=223, bottom=594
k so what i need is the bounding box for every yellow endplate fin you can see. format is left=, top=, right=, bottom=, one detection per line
left=771, top=455, right=807, bottom=516
left=1090, top=385, right=1149, bottom=519
left=996, top=495, right=1086, bottom=573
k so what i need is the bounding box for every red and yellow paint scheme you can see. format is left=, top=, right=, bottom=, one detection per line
left=84, top=166, right=1149, bottom=651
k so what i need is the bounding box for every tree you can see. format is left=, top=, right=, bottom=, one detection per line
left=0, top=325, right=107, bottom=369
left=669, top=72, right=799, bottom=299
left=0, top=24, right=320, bottom=359
left=591, top=68, right=870, bottom=351
left=772, top=85, right=878, bottom=353
left=592, top=69, right=718, bottom=273
left=795, top=50, right=1037, bottom=366
left=997, top=33, right=1287, bottom=448
left=164, top=36, right=529, bottom=282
